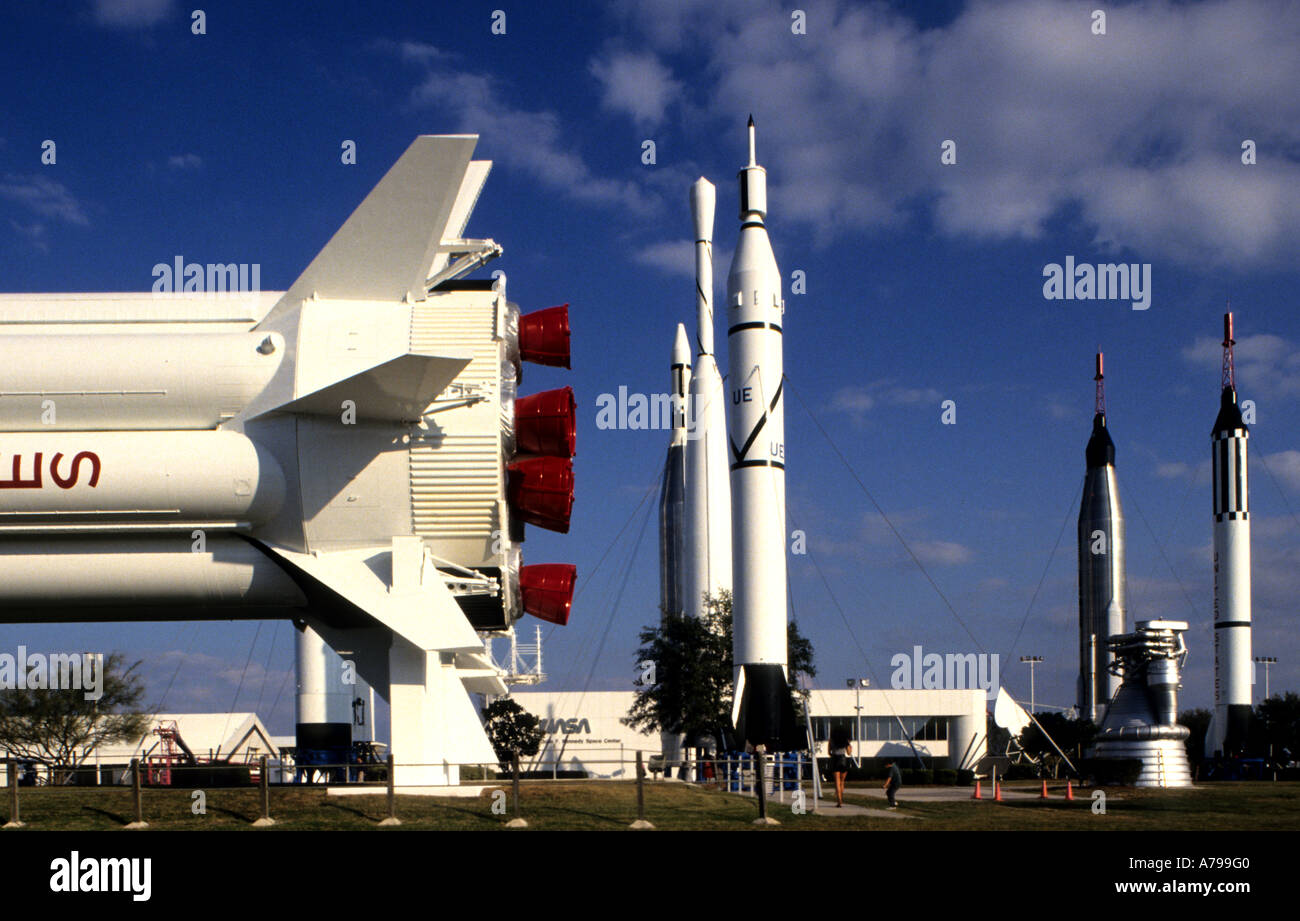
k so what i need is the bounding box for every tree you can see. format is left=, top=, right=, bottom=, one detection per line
left=623, top=590, right=816, bottom=747
left=482, top=697, right=544, bottom=763
left=0, top=653, right=149, bottom=778
left=1017, top=711, right=1096, bottom=774
left=1251, top=692, right=1300, bottom=761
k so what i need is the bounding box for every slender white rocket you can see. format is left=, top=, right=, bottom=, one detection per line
left=658, top=325, right=690, bottom=619
left=727, top=118, right=798, bottom=749
left=1211, top=311, right=1252, bottom=756
left=684, top=178, right=732, bottom=619
left=658, top=325, right=691, bottom=771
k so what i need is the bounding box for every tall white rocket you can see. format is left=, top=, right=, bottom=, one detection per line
left=726, top=118, right=799, bottom=750
left=1077, top=352, right=1126, bottom=723
left=1211, top=311, right=1252, bottom=756
left=658, top=325, right=691, bottom=620
left=684, top=178, right=732, bottom=618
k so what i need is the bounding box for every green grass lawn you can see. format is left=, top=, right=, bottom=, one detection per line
left=3, top=780, right=1297, bottom=831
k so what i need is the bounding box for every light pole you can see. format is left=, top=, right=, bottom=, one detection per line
left=847, top=677, right=869, bottom=767
left=1020, top=656, right=1043, bottom=715
left=1254, top=656, right=1277, bottom=702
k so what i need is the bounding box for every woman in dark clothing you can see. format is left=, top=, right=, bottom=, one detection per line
left=829, top=725, right=852, bottom=807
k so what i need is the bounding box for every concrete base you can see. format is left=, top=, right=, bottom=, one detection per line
left=251, top=817, right=276, bottom=827
left=2, top=820, right=24, bottom=828
left=505, top=817, right=528, bottom=828
left=629, top=819, right=655, bottom=830
left=378, top=817, right=402, bottom=826
left=123, top=821, right=149, bottom=829
left=326, top=783, right=491, bottom=798
left=752, top=816, right=781, bottom=826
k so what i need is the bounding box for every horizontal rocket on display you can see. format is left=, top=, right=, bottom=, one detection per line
left=0, top=136, right=579, bottom=784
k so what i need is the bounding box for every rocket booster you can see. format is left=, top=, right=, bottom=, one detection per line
left=1077, top=351, right=1126, bottom=723
left=726, top=119, right=800, bottom=751
left=658, top=325, right=690, bottom=619
left=1211, top=312, right=1252, bottom=755
left=684, top=178, right=733, bottom=618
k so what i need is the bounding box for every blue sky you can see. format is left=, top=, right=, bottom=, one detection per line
left=2, top=0, right=1299, bottom=732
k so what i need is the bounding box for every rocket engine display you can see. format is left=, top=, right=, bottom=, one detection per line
left=1210, top=312, right=1253, bottom=756
left=1090, top=619, right=1194, bottom=787
left=0, top=135, right=577, bottom=786
left=1077, top=352, right=1126, bottom=724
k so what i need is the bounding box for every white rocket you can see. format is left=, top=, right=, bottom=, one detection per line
left=683, top=178, right=733, bottom=618
left=658, top=324, right=690, bottom=620
left=1077, top=351, right=1126, bottom=723
left=0, top=136, right=578, bottom=786
left=726, top=119, right=800, bottom=750
left=1211, top=311, right=1252, bottom=756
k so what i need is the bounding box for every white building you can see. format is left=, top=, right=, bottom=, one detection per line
left=510, top=687, right=988, bottom=777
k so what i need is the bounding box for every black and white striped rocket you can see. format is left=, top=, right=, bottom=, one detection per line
left=726, top=118, right=800, bottom=751
left=1211, top=312, right=1252, bottom=755
left=1077, top=352, right=1126, bottom=724
left=684, top=178, right=733, bottom=618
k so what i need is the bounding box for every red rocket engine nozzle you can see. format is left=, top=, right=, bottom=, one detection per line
left=520, top=563, right=577, bottom=625
left=515, top=386, right=576, bottom=458
left=519, top=304, right=571, bottom=368
left=506, top=455, right=574, bottom=532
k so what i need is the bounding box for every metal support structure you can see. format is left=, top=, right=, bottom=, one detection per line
left=4, top=759, right=21, bottom=828
left=506, top=750, right=527, bottom=828
left=126, top=758, right=148, bottom=829
left=253, top=754, right=275, bottom=826
left=630, top=750, right=654, bottom=829
left=379, top=754, right=401, bottom=826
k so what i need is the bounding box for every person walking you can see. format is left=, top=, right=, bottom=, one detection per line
left=884, top=759, right=902, bottom=808
left=829, top=725, right=851, bottom=807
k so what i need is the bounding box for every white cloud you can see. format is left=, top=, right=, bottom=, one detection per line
left=634, top=239, right=693, bottom=275
left=1258, top=450, right=1300, bottom=492
left=167, top=153, right=202, bottom=170
left=1153, top=458, right=1212, bottom=484
left=590, top=51, right=683, bottom=128
left=912, top=539, right=974, bottom=566
left=1183, top=331, right=1300, bottom=397
left=403, top=61, right=654, bottom=215
left=830, top=380, right=943, bottom=418
left=605, top=0, right=1300, bottom=265
left=92, top=0, right=172, bottom=27
left=0, top=174, right=90, bottom=227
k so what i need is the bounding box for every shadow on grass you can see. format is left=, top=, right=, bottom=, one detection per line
left=319, top=800, right=378, bottom=822
left=81, top=805, right=133, bottom=826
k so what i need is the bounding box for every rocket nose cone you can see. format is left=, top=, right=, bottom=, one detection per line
left=673, top=323, right=691, bottom=365
left=1085, top=413, right=1115, bottom=468
left=1213, top=386, right=1246, bottom=433
left=690, top=178, right=716, bottom=241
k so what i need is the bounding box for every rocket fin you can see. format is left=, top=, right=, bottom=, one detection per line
left=733, top=663, right=805, bottom=751
left=258, top=135, right=479, bottom=326
left=261, top=349, right=472, bottom=422
left=263, top=541, right=485, bottom=655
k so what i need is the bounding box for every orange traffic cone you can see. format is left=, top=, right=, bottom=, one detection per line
left=972, top=780, right=982, bottom=800
left=994, top=781, right=1002, bottom=802
left=1040, top=779, right=1049, bottom=799
left=1065, top=780, right=1075, bottom=801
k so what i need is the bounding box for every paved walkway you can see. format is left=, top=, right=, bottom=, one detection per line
left=846, top=783, right=1099, bottom=803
